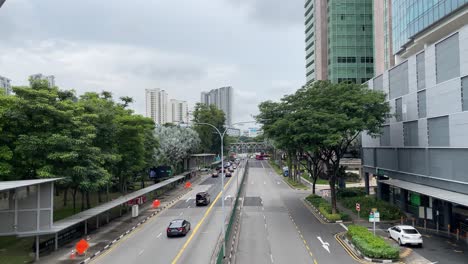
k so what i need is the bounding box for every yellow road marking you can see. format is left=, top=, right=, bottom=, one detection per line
left=171, top=176, right=235, bottom=264
left=314, top=259, right=318, bottom=264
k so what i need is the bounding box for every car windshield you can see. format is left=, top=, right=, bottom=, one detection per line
left=402, top=228, right=418, bottom=234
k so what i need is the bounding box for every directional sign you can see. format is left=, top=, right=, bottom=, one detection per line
left=356, top=203, right=360, bottom=212
left=317, top=236, right=330, bottom=253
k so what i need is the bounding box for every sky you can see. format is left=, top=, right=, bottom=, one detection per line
left=0, top=0, right=305, bottom=124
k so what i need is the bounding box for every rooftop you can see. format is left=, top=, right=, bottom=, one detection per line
left=0, top=178, right=61, bottom=191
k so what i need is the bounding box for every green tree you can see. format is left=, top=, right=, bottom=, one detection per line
left=192, top=103, right=226, bottom=154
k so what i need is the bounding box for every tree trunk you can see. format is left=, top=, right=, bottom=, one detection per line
left=86, top=191, right=91, bottom=209
left=106, top=184, right=109, bottom=202
left=329, top=159, right=340, bottom=214
left=141, top=174, right=145, bottom=189
left=72, top=187, right=77, bottom=213
left=63, top=187, right=69, bottom=207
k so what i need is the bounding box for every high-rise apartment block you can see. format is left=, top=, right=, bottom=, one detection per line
left=305, top=0, right=374, bottom=84
left=0, top=75, right=12, bottom=95
left=200, top=86, right=233, bottom=126
left=29, top=73, right=55, bottom=87
left=364, top=2, right=468, bottom=230
left=169, top=99, right=189, bottom=125
left=145, top=88, right=169, bottom=125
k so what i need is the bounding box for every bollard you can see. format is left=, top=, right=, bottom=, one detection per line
left=424, top=219, right=427, bottom=231
left=456, top=229, right=459, bottom=241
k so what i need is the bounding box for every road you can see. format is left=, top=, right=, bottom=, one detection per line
left=92, top=161, right=245, bottom=264
left=236, top=160, right=355, bottom=264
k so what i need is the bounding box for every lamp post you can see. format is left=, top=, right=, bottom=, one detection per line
left=194, top=120, right=255, bottom=258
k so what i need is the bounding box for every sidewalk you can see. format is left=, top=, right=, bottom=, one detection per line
left=36, top=172, right=207, bottom=264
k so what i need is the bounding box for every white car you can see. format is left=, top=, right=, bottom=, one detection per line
left=387, top=225, right=423, bottom=247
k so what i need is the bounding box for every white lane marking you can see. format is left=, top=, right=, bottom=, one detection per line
left=339, top=223, right=348, bottom=231
left=156, top=232, right=162, bottom=238
left=251, top=181, right=254, bottom=185
left=188, top=206, right=191, bottom=209
left=265, top=223, right=267, bottom=229
left=270, top=253, right=274, bottom=263
left=186, top=197, right=193, bottom=203
left=264, top=181, right=266, bottom=185
left=317, top=236, right=331, bottom=253
left=263, top=214, right=266, bottom=220
left=138, top=249, right=144, bottom=255
left=277, top=181, right=280, bottom=184
left=225, top=195, right=232, bottom=201
left=179, top=212, right=183, bottom=216
left=261, top=162, right=265, bottom=169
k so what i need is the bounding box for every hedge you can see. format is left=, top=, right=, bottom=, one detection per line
left=347, top=225, right=399, bottom=260
left=306, top=195, right=348, bottom=221
left=336, top=187, right=367, bottom=198
left=340, top=196, right=404, bottom=221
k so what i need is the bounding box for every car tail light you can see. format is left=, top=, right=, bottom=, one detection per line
left=178, top=227, right=183, bottom=231
left=167, top=228, right=170, bottom=232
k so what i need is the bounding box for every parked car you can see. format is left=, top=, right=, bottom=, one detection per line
left=387, top=225, right=423, bottom=247
left=229, top=167, right=235, bottom=172
left=167, top=219, right=191, bottom=237
left=196, top=192, right=210, bottom=206
left=211, top=171, right=219, bottom=178
left=233, top=165, right=237, bottom=169
left=225, top=170, right=232, bottom=177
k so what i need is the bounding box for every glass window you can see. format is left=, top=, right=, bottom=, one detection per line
left=428, top=116, right=450, bottom=146
left=389, top=61, right=409, bottom=99
left=416, top=52, right=425, bottom=90
left=417, top=90, right=427, bottom=118
left=436, top=33, right=460, bottom=83
left=395, top=98, right=403, bottom=122
left=462, top=76, right=468, bottom=111
left=404, top=121, right=419, bottom=146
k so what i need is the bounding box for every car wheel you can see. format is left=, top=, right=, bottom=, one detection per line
left=398, top=238, right=403, bottom=246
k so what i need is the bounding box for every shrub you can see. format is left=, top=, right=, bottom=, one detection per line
left=341, top=196, right=404, bottom=221
left=306, top=194, right=343, bottom=221
left=345, top=172, right=361, bottom=182
left=347, top=225, right=399, bottom=259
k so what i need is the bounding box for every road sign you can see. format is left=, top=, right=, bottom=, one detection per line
left=356, top=203, right=360, bottom=212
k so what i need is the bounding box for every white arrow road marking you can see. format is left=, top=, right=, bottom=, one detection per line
left=186, top=198, right=193, bottom=203
left=264, top=181, right=266, bottom=185
left=317, top=236, right=331, bottom=253
left=156, top=232, right=162, bottom=238
left=339, top=223, right=348, bottom=231
left=138, top=249, right=144, bottom=255
left=277, top=181, right=281, bottom=184
left=225, top=195, right=232, bottom=201
left=179, top=212, right=183, bottom=216
left=251, top=181, right=254, bottom=185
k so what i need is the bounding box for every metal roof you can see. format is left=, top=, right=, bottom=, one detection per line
left=0, top=178, right=61, bottom=191
left=380, top=179, right=468, bottom=207
left=17, top=175, right=185, bottom=237
left=190, top=153, right=216, bottom=157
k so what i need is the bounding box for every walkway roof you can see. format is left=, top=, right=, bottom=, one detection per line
left=0, top=178, right=61, bottom=192
left=380, top=179, right=468, bottom=207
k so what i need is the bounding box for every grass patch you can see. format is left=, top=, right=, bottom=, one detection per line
left=338, top=190, right=404, bottom=221
left=347, top=225, right=399, bottom=259
left=0, top=236, right=34, bottom=264
left=286, top=177, right=308, bottom=190
left=305, top=194, right=348, bottom=222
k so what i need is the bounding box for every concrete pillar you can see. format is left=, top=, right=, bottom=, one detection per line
left=364, top=172, right=370, bottom=195
left=85, top=220, right=88, bottom=235
left=96, top=215, right=99, bottom=229
left=35, top=235, right=40, bottom=261
left=443, top=201, right=453, bottom=230
left=54, top=233, right=58, bottom=251
left=376, top=176, right=383, bottom=200
left=400, top=189, right=408, bottom=212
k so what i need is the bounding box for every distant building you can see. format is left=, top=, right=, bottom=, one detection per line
left=169, top=99, right=189, bottom=125
left=145, top=88, right=169, bottom=125
left=29, top=73, right=55, bottom=87
left=0, top=75, right=12, bottom=95
left=304, top=0, right=374, bottom=84
left=200, top=86, right=233, bottom=126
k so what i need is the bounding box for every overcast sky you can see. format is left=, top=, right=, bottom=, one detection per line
left=0, top=0, right=305, bottom=124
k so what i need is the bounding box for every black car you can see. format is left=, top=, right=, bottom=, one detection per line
left=211, top=170, right=219, bottom=178
left=167, top=219, right=191, bottom=237
left=196, top=192, right=211, bottom=206
left=228, top=167, right=234, bottom=172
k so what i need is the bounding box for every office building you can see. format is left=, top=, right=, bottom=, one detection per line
left=145, top=88, right=168, bottom=125
left=374, top=0, right=468, bottom=75
left=169, top=99, right=189, bottom=125
left=0, top=75, right=12, bottom=95
left=362, top=4, right=468, bottom=231
left=29, top=73, right=55, bottom=87
left=305, top=0, right=374, bottom=84
left=200, top=86, right=233, bottom=126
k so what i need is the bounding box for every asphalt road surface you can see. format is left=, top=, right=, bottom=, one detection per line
left=236, top=160, right=355, bottom=264
left=92, top=162, right=245, bottom=264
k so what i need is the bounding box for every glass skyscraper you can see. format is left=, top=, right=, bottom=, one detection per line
left=305, top=0, right=374, bottom=84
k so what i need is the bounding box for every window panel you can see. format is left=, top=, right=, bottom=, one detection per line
left=416, top=52, right=425, bottom=90
left=373, top=74, right=384, bottom=91
left=417, top=90, right=427, bottom=118
left=427, top=116, right=449, bottom=146
left=462, top=76, right=468, bottom=111
left=403, top=121, right=419, bottom=146
left=389, top=61, right=409, bottom=99
left=395, top=98, right=403, bottom=122
left=436, top=33, right=460, bottom=83
left=380, top=125, right=391, bottom=146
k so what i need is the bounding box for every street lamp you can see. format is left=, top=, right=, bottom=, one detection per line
left=194, top=120, right=256, bottom=258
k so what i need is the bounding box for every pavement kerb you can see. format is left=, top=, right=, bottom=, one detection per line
left=77, top=177, right=202, bottom=264
left=335, top=232, right=401, bottom=264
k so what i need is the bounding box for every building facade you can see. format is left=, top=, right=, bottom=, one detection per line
left=362, top=7, right=468, bottom=232
left=0, top=75, right=12, bottom=95
left=29, top=73, right=55, bottom=87
left=200, top=86, right=233, bottom=126
left=145, top=88, right=168, bottom=125
left=169, top=99, right=189, bottom=125
left=305, top=0, right=374, bottom=84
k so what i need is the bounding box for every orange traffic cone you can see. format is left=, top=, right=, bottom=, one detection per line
left=70, top=250, right=76, bottom=259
